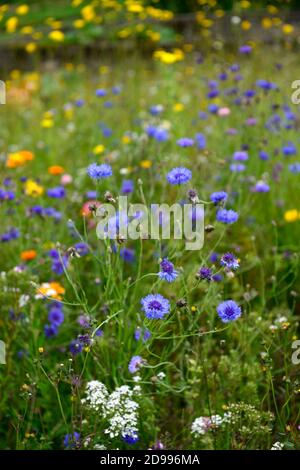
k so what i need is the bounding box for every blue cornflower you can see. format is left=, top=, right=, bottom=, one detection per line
left=149, top=104, right=164, bottom=115
left=216, top=209, right=239, bottom=224
left=74, top=242, right=89, bottom=256
left=63, top=432, right=81, bottom=449
left=85, top=190, right=97, bottom=199
left=233, top=150, right=248, bottom=161
left=69, top=340, right=83, bottom=355
left=197, top=266, right=212, bottom=281
left=44, top=324, right=58, bottom=338
left=230, top=163, right=245, bottom=172
left=122, top=432, right=139, bottom=445
left=259, top=150, right=269, bottom=161
left=134, top=327, right=151, bottom=342
left=289, top=163, right=300, bottom=173
left=47, top=186, right=66, bottom=198
left=208, top=103, right=219, bottom=113
left=207, top=89, right=219, bottom=99
left=75, top=99, right=84, bottom=107
left=244, top=89, right=256, bottom=98
left=256, top=79, right=276, bottom=90
left=0, top=189, right=15, bottom=201
left=195, top=133, right=206, bottom=150
left=212, top=273, right=223, bottom=282
left=128, top=355, right=143, bottom=374
left=48, top=307, right=64, bottom=326
left=1, top=227, right=20, bottom=242
left=121, top=179, right=134, bottom=194
left=217, top=300, right=242, bottom=323
left=282, top=142, right=297, bottom=156
left=177, top=137, right=194, bottom=148
left=95, top=88, right=106, bottom=97
left=120, top=247, right=135, bottom=263
left=146, top=126, right=169, bottom=142
left=141, top=294, right=170, bottom=320
left=154, top=127, right=169, bottom=142
left=252, top=181, right=270, bottom=192
left=158, top=258, right=178, bottom=283
left=210, top=191, right=228, bottom=205
left=219, top=72, right=228, bottom=80
left=230, top=64, right=240, bottom=72
left=102, top=127, right=112, bottom=137
left=220, top=252, right=239, bottom=270
left=50, top=255, right=68, bottom=275
left=167, top=167, right=192, bottom=185
left=87, top=163, right=112, bottom=180
left=239, top=45, right=252, bottom=54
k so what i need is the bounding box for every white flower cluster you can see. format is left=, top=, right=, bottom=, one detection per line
left=104, top=385, right=139, bottom=438
left=82, top=380, right=141, bottom=439
left=271, top=441, right=284, bottom=450
left=191, top=414, right=223, bottom=437
left=81, top=380, right=109, bottom=412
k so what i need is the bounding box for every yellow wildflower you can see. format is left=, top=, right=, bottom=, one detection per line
left=48, top=30, right=65, bottom=42
left=93, top=144, right=105, bottom=155
left=24, top=179, right=44, bottom=197
left=284, top=209, right=299, bottom=223
left=16, top=4, right=29, bottom=15
left=6, top=17, right=18, bottom=33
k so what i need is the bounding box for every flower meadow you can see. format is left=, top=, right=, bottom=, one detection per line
left=1, top=2, right=300, bottom=453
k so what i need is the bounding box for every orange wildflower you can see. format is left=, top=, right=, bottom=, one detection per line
left=21, top=250, right=37, bottom=261
left=48, top=165, right=65, bottom=175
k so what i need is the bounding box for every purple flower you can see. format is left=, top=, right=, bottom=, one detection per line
left=47, top=186, right=66, bottom=198
left=1, top=227, right=20, bottom=242
left=95, top=88, right=106, bottom=97
left=210, top=191, right=228, bottom=205
left=158, top=258, right=178, bottom=283
left=128, top=355, right=143, bottom=374
left=134, top=327, right=151, bottom=342
left=167, top=167, right=192, bottom=185
left=282, top=142, right=297, bottom=156
left=216, top=209, right=239, bottom=224
left=63, top=432, right=80, bottom=449
left=44, top=324, right=58, bottom=338
left=87, top=163, right=112, bottom=180
left=252, top=181, right=270, bottom=193
left=259, top=151, right=269, bottom=161
left=217, top=300, right=242, bottom=323
left=230, top=163, right=245, bottom=172
left=149, top=104, right=163, bottom=115
left=0, top=189, right=15, bottom=201
left=154, top=127, right=169, bottom=142
left=146, top=126, right=169, bottom=142
left=74, top=242, right=89, bottom=256
left=69, top=340, right=83, bottom=355
left=208, top=103, right=219, bottom=113
left=220, top=252, right=239, bottom=270
left=141, top=294, right=170, bottom=320
left=239, top=45, right=252, bottom=54
left=195, top=133, right=206, bottom=150
left=289, top=163, right=300, bottom=173
left=120, top=247, right=135, bottom=263
left=197, top=266, right=212, bottom=281
left=121, top=179, right=134, bottom=194
left=233, top=151, right=248, bottom=161
left=122, top=432, right=139, bottom=444
left=176, top=137, right=194, bottom=148
left=85, top=190, right=97, bottom=199
left=51, top=256, right=68, bottom=275
left=48, top=307, right=64, bottom=326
